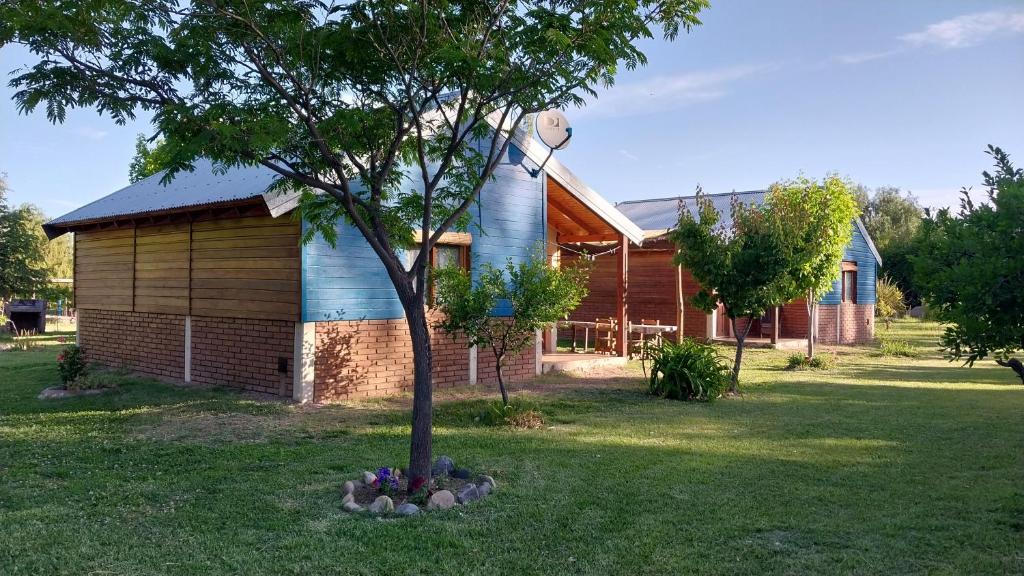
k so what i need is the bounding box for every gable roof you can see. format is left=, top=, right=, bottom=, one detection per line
left=615, top=190, right=882, bottom=266
left=44, top=124, right=643, bottom=244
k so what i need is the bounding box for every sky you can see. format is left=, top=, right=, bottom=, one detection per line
left=1, top=0, right=1023, bottom=219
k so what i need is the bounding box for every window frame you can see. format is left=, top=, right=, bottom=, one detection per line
left=841, top=262, right=858, bottom=304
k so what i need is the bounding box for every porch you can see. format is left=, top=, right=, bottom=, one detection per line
left=711, top=336, right=808, bottom=350
left=541, top=352, right=627, bottom=374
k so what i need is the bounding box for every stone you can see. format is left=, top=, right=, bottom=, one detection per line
left=478, top=475, right=497, bottom=490
left=427, top=490, right=456, bottom=510
left=342, top=501, right=363, bottom=513
left=395, top=503, right=420, bottom=516
left=457, top=483, right=480, bottom=504
left=362, top=471, right=377, bottom=485
left=452, top=468, right=471, bottom=480
left=431, top=455, right=455, bottom=477
left=342, top=481, right=356, bottom=495
left=368, top=495, right=394, bottom=515
left=341, top=492, right=354, bottom=506
left=478, top=482, right=492, bottom=497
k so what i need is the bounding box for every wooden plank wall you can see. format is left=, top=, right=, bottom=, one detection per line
left=75, top=229, right=135, bottom=311
left=74, top=216, right=300, bottom=321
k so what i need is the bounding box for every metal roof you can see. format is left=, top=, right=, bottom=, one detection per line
left=616, top=190, right=882, bottom=265
left=616, top=190, right=767, bottom=232
left=43, top=159, right=280, bottom=237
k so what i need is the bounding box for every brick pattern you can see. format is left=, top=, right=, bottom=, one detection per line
left=780, top=299, right=810, bottom=339
left=816, top=303, right=874, bottom=344
left=77, top=309, right=184, bottom=379
left=190, top=316, right=294, bottom=396
left=314, top=315, right=535, bottom=402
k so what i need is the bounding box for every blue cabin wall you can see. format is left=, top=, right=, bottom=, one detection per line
left=820, top=221, right=878, bottom=305
left=301, top=143, right=545, bottom=322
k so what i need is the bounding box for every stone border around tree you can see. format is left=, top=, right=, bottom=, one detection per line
left=341, top=455, right=496, bottom=517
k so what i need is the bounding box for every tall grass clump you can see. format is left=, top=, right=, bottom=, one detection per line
left=648, top=339, right=730, bottom=401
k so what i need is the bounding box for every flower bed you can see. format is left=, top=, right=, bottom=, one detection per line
left=340, top=455, right=496, bottom=516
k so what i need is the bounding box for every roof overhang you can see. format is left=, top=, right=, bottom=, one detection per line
left=855, top=217, right=883, bottom=266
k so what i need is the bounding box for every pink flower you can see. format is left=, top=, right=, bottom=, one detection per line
left=58, top=336, right=66, bottom=344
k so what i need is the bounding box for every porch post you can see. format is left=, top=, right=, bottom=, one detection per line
left=615, top=234, right=629, bottom=357
left=771, top=306, right=779, bottom=345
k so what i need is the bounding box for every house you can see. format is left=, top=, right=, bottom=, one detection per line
left=44, top=133, right=642, bottom=403
left=562, top=190, right=882, bottom=347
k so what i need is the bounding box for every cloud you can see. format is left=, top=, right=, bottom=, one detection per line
left=619, top=149, right=639, bottom=161
left=577, top=64, right=774, bottom=119
left=839, top=9, right=1024, bottom=64
left=899, top=10, right=1024, bottom=49
left=74, top=126, right=109, bottom=141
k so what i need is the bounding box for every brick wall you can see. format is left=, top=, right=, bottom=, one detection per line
left=780, top=299, right=810, bottom=339
left=314, top=316, right=535, bottom=402
left=816, top=303, right=874, bottom=344
left=77, top=309, right=185, bottom=379
left=190, top=316, right=295, bottom=396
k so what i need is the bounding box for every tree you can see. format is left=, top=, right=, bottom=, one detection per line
left=19, top=204, right=74, bottom=303
left=2, top=0, right=709, bottom=485
left=0, top=174, right=48, bottom=300
left=766, top=176, right=859, bottom=359
left=856, top=185, right=924, bottom=306
left=914, top=146, right=1024, bottom=384
left=671, top=191, right=791, bottom=394
left=129, top=134, right=174, bottom=183
left=432, top=249, right=589, bottom=406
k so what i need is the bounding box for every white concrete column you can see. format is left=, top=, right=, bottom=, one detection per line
left=469, top=345, right=478, bottom=385
left=544, top=327, right=557, bottom=354
left=535, top=329, right=543, bottom=375
left=184, top=316, right=192, bottom=383
left=293, top=322, right=316, bottom=403
left=707, top=309, right=717, bottom=340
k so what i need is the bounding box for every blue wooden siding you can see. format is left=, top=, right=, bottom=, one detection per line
left=301, top=143, right=545, bottom=322
left=820, top=221, right=877, bottom=305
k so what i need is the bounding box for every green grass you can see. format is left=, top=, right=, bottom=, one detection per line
left=1, top=320, right=1022, bottom=575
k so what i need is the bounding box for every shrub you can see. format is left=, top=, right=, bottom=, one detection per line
left=71, top=368, right=129, bottom=391
left=648, top=339, right=730, bottom=401
left=56, top=344, right=88, bottom=385
left=876, top=276, right=908, bottom=329
left=879, top=338, right=917, bottom=358
left=478, top=398, right=545, bottom=429
left=785, top=352, right=837, bottom=370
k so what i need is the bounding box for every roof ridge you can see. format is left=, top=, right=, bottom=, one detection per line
left=615, top=189, right=767, bottom=206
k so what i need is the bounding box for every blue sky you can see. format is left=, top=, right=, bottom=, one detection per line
left=2, top=0, right=1023, bottom=218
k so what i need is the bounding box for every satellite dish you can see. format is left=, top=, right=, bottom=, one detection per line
left=536, top=109, right=572, bottom=150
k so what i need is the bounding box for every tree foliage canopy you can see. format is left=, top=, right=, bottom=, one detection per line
left=0, top=174, right=49, bottom=300
left=128, top=134, right=174, bottom=183
left=914, top=146, right=1024, bottom=383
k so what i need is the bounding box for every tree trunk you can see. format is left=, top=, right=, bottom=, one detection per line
left=403, top=298, right=433, bottom=489
left=495, top=350, right=509, bottom=407
left=729, top=316, right=754, bottom=395
left=996, top=358, right=1024, bottom=384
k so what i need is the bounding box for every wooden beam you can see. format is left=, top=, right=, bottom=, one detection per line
left=547, top=195, right=596, bottom=234
left=615, top=233, right=629, bottom=357
left=559, top=233, right=619, bottom=243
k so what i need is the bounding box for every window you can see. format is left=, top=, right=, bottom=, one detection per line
left=408, top=243, right=470, bottom=303
left=841, top=262, right=858, bottom=304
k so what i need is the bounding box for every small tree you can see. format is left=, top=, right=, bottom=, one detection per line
left=765, top=176, right=859, bottom=359
left=914, top=146, right=1024, bottom=384
left=433, top=251, right=589, bottom=406
left=128, top=135, right=174, bottom=183
left=671, top=192, right=791, bottom=394
left=876, top=276, right=907, bottom=330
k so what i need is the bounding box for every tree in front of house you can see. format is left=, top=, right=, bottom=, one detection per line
left=2, top=0, right=710, bottom=485
left=765, top=175, right=859, bottom=359
left=128, top=135, right=174, bottom=183
left=671, top=191, right=792, bottom=394
left=854, top=185, right=924, bottom=306
left=914, top=146, right=1024, bottom=384
left=432, top=250, right=589, bottom=406
left=0, top=174, right=49, bottom=301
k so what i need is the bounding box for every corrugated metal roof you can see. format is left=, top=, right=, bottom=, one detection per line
left=615, top=190, right=767, bottom=231
left=45, top=159, right=277, bottom=233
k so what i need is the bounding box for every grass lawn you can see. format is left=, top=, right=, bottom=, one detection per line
left=1, top=320, right=1022, bottom=575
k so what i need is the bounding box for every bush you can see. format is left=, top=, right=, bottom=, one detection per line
left=785, top=352, right=837, bottom=370
left=876, top=276, right=908, bottom=329
left=70, top=368, right=128, bottom=390
left=879, top=338, right=917, bottom=358
left=56, top=344, right=88, bottom=385
left=478, top=398, right=545, bottom=429
left=648, top=339, right=730, bottom=401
